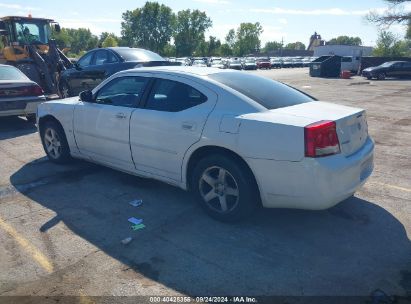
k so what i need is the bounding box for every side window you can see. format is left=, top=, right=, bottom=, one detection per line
left=95, top=50, right=108, bottom=65
left=95, top=76, right=148, bottom=107
left=145, top=79, right=207, bottom=112
left=78, top=52, right=94, bottom=67
left=107, top=51, right=119, bottom=63
left=404, top=62, right=411, bottom=68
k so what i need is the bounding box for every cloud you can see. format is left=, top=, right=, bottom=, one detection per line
left=250, top=7, right=383, bottom=16
left=278, top=18, right=288, bottom=25
left=0, top=2, right=40, bottom=11
left=58, top=18, right=122, bottom=35
left=193, top=0, right=230, bottom=4
left=260, top=25, right=286, bottom=44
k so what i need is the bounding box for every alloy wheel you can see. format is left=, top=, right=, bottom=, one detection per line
left=199, top=166, right=240, bottom=213
left=44, top=128, right=62, bottom=159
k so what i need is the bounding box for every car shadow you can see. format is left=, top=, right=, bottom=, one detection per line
left=0, top=116, right=37, bottom=140
left=9, top=159, right=411, bottom=297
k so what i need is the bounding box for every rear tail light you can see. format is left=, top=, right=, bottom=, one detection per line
left=0, top=85, right=44, bottom=97
left=305, top=120, right=340, bottom=157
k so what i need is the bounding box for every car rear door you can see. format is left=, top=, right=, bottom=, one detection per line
left=73, top=75, right=150, bottom=172
left=129, top=75, right=217, bottom=181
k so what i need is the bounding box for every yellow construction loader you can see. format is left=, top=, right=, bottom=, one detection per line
left=0, top=16, right=72, bottom=98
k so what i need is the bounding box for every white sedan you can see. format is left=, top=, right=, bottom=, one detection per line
left=37, top=66, right=374, bottom=221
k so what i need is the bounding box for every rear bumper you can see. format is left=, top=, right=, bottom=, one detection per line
left=247, top=137, right=374, bottom=210
left=0, top=96, right=45, bottom=117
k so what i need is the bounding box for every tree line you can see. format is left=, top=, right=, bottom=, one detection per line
left=52, top=0, right=411, bottom=58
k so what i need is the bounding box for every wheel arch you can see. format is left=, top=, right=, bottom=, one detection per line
left=185, top=145, right=261, bottom=204
left=38, top=115, right=70, bottom=154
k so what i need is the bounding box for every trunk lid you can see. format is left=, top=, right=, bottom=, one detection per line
left=274, top=101, right=368, bottom=156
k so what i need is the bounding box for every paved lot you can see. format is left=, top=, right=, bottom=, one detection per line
left=0, top=68, right=410, bottom=300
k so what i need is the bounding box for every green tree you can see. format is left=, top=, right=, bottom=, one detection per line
left=373, top=30, right=410, bottom=56
left=161, top=43, right=176, bottom=57
left=174, top=9, right=212, bottom=56
left=51, top=28, right=72, bottom=49
left=234, top=22, right=263, bottom=56
left=327, top=36, right=362, bottom=46
left=219, top=43, right=233, bottom=56
left=407, top=19, right=411, bottom=39
left=99, top=32, right=119, bottom=46
left=65, top=28, right=98, bottom=54
left=102, top=35, right=118, bottom=47
left=284, top=41, right=306, bottom=50
left=263, top=41, right=282, bottom=52
left=367, top=0, right=411, bottom=25
left=121, top=1, right=175, bottom=52
left=225, top=29, right=236, bottom=48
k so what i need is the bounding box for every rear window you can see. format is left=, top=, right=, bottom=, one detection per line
left=209, top=72, right=313, bottom=109
left=115, top=48, right=165, bottom=62
left=0, top=66, right=29, bottom=80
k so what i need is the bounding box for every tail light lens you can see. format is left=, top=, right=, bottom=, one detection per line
left=305, top=120, right=340, bottom=157
left=0, top=85, right=44, bottom=97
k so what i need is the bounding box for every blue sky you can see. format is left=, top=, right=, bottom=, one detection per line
left=1, top=0, right=410, bottom=47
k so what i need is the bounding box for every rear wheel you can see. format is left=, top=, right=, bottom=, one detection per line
left=40, top=121, right=71, bottom=163
left=191, top=154, right=259, bottom=222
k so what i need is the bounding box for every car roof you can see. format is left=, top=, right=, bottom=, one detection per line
left=118, top=66, right=234, bottom=77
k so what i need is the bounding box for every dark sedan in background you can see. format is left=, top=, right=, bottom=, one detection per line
left=0, top=64, right=45, bottom=122
left=362, top=61, right=411, bottom=80
left=59, top=47, right=180, bottom=97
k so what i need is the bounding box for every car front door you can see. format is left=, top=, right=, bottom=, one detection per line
left=129, top=75, right=217, bottom=182
left=69, top=51, right=95, bottom=96
left=73, top=75, right=150, bottom=172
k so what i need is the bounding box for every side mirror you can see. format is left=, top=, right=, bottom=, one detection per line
left=54, top=23, right=61, bottom=33
left=74, top=62, right=81, bottom=70
left=79, top=90, right=93, bottom=102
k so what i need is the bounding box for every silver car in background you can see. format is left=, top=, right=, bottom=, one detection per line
left=0, top=64, right=46, bottom=122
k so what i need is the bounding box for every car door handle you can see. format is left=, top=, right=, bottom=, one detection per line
left=182, top=122, right=196, bottom=131
left=115, top=113, right=126, bottom=119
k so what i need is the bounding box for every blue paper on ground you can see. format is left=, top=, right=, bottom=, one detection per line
left=128, top=217, right=143, bottom=225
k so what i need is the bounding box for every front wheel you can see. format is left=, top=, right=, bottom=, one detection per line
left=59, top=81, right=72, bottom=99
left=377, top=73, right=386, bottom=80
left=40, top=121, right=71, bottom=163
left=191, top=154, right=259, bottom=222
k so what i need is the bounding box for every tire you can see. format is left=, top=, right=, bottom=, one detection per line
left=191, top=154, right=259, bottom=222
left=377, top=73, right=386, bottom=80
left=59, top=81, right=72, bottom=99
left=26, top=114, right=36, bottom=124
left=40, top=120, right=71, bottom=163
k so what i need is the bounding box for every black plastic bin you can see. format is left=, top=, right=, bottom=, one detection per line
left=310, top=55, right=342, bottom=77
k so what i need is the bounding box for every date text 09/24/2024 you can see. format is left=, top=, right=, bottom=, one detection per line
left=149, top=296, right=257, bottom=303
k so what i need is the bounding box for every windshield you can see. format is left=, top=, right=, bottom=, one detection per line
left=209, top=72, right=313, bottom=110
left=379, top=62, right=395, bottom=68
left=115, top=48, right=164, bottom=62
left=193, top=60, right=205, bottom=64
left=246, top=59, right=255, bottom=63
left=14, top=20, right=50, bottom=44
left=0, top=65, right=29, bottom=80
